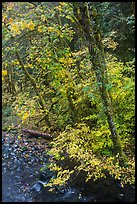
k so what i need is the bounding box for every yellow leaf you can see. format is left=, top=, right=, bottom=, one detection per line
left=55, top=5, right=62, bottom=12
left=25, top=154, right=29, bottom=158
left=3, top=13, right=7, bottom=21
left=28, top=63, right=33, bottom=68
left=60, top=2, right=66, bottom=6
left=22, top=112, right=29, bottom=120
left=7, top=2, right=14, bottom=11
left=41, top=15, right=47, bottom=22
left=18, top=135, right=21, bottom=140
left=56, top=29, right=61, bottom=35
left=2, top=70, right=7, bottom=76
left=67, top=58, right=73, bottom=66
left=27, top=21, right=35, bottom=30
left=48, top=26, right=54, bottom=32
left=16, top=60, right=20, bottom=65
left=11, top=23, right=19, bottom=32
left=38, top=26, right=42, bottom=32
left=20, top=21, right=27, bottom=30
left=47, top=53, right=51, bottom=57
left=59, top=57, right=66, bottom=64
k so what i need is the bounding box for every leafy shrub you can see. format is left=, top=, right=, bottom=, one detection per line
left=47, top=123, right=135, bottom=187
left=11, top=92, right=42, bottom=129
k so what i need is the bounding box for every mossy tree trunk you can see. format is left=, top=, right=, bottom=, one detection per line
left=6, top=65, right=16, bottom=95
left=72, top=2, right=127, bottom=165
left=9, top=65, right=16, bottom=95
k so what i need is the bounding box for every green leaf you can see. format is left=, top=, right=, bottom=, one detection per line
left=88, top=93, right=95, bottom=99
left=82, top=86, right=90, bottom=92
left=105, top=84, right=112, bottom=91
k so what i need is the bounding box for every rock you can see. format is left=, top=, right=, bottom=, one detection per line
left=117, top=193, right=124, bottom=200
left=55, top=185, right=67, bottom=194
left=35, top=171, right=39, bottom=176
left=10, top=140, right=15, bottom=145
left=2, top=162, right=6, bottom=166
left=39, top=171, right=54, bottom=182
left=31, top=147, right=35, bottom=151
left=14, top=144, right=18, bottom=148
left=3, top=145, right=10, bottom=154
left=117, top=183, right=123, bottom=189
left=30, top=182, right=43, bottom=192
left=2, top=138, right=5, bottom=144
left=14, top=158, right=18, bottom=163
left=17, top=160, right=22, bottom=165
left=5, top=155, right=9, bottom=159
left=78, top=192, right=83, bottom=200
left=15, top=175, right=20, bottom=179
left=131, top=185, right=135, bottom=190
left=10, top=152, right=15, bottom=156
left=39, top=173, right=47, bottom=181
left=35, top=146, right=39, bottom=150
left=60, top=188, right=81, bottom=202
left=17, top=167, right=21, bottom=172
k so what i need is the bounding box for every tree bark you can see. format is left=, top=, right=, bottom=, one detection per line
left=66, top=88, right=78, bottom=124
left=9, top=65, right=16, bottom=95
left=72, top=2, right=127, bottom=165
left=22, top=129, right=53, bottom=140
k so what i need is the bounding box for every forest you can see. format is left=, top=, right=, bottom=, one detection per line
left=2, top=2, right=135, bottom=202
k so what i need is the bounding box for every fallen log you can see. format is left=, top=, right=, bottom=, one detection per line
left=22, top=129, right=53, bottom=140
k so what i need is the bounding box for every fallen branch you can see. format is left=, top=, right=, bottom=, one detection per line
left=22, top=129, right=53, bottom=140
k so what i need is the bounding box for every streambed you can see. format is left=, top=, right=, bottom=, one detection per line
left=2, top=130, right=135, bottom=202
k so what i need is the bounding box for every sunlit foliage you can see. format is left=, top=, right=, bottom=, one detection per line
left=2, top=2, right=135, bottom=187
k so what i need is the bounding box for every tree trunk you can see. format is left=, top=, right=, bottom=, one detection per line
left=22, top=129, right=53, bottom=140
left=66, top=88, right=78, bottom=124
left=9, top=65, right=16, bottom=95
left=72, top=2, right=127, bottom=165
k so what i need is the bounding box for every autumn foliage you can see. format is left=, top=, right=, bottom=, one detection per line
left=2, top=2, right=135, bottom=187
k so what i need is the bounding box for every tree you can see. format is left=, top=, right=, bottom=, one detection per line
left=95, top=2, right=135, bottom=63
left=2, top=2, right=134, bottom=186
left=72, top=2, right=127, bottom=165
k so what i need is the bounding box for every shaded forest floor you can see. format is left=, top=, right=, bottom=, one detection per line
left=2, top=130, right=135, bottom=202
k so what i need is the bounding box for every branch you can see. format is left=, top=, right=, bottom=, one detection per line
left=22, top=129, right=53, bottom=140
left=28, top=2, right=39, bottom=7
left=35, top=97, right=62, bottom=126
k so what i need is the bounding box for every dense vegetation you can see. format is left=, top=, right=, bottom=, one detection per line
left=2, top=2, right=135, bottom=187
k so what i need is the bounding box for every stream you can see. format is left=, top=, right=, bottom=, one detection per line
left=2, top=130, right=135, bottom=202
